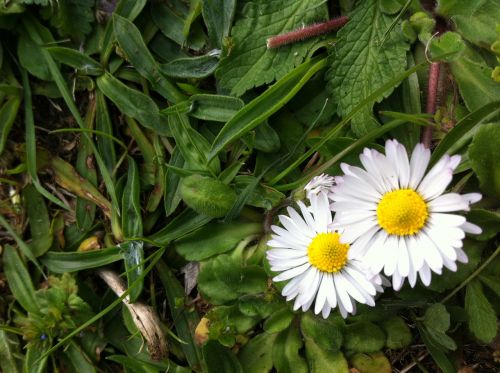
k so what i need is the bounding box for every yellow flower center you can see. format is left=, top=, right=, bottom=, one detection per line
left=307, top=233, right=349, bottom=273
left=376, top=189, right=428, bottom=236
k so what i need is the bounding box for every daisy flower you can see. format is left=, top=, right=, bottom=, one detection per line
left=304, top=174, right=335, bottom=199
left=330, top=139, right=482, bottom=290
left=266, top=193, right=385, bottom=319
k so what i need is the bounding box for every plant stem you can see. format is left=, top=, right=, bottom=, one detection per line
left=267, top=16, right=349, bottom=49
left=441, top=245, right=500, bottom=303
left=422, top=62, right=440, bottom=148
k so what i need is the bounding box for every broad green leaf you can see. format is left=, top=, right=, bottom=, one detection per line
left=234, top=176, right=284, bottom=210
left=479, top=274, right=500, bottom=297
left=23, top=184, right=52, bottom=257
left=238, top=332, right=276, bottom=373
left=349, top=352, right=391, bottom=373
left=263, top=307, right=294, bottom=334
left=0, top=96, right=20, bottom=156
left=203, top=340, right=242, bottom=373
left=46, top=46, right=103, bottom=75
left=424, top=303, right=450, bottom=333
left=202, top=0, right=236, bottom=48
left=95, top=90, right=117, bottom=173
left=450, top=48, right=500, bottom=112
left=148, top=209, right=212, bottom=246
left=160, top=54, right=219, bottom=79
left=162, top=94, right=244, bottom=122
left=305, top=340, right=348, bottom=373
left=272, top=324, right=308, bottom=373
left=210, top=57, right=327, bottom=159
left=326, top=0, right=409, bottom=136
left=468, top=209, right=500, bottom=241
left=96, top=73, right=168, bottom=136
left=150, top=1, right=206, bottom=50
left=3, top=245, right=38, bottom=313
left=465, top=280, right=497, bottom=343
left=418, top=325, right=455, bottom=373
left=44, top=0, right=93, bottom=41
left=100, top=0, right=147, bottom=64
left=437, top=0, right=500, bottom=48
left=164, top=147, right=184, bottom=216
left=468, top=123, right=500, bottom=198
left=40, top=247, right=123, bottom=273
left=382, top=316, right=412, bottom=349
left=18, top=32, right=52, bottom=80
left=429, top=31, right=465, bottom=62
left=155, top=260, right=202, bottom=369
left=121, top=241, right=144, bottom=304
left=106, top=355, right=158, bottom=373
left=175, top=221, right=261, bottom=261
left=25, top=345, right=48, bottom=373
left=215, top=0, right=328, bottom=96
left=300, top=313, right=344, bottom=351
left=112, top=14, right=185, bottom=103
left=122, top=157, right=143, bottom=237
left=65, top=341, right=97, bottom=373
left=343, top=321, right=385, bottom=353
left=169, top=113, right=220, bottom=173
left=0, top=330, right=20, bottom=373
left=180, top=175, right=236, bottom=218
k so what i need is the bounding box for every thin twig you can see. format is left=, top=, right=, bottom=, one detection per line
left=422, top=62, right=440, bottom=148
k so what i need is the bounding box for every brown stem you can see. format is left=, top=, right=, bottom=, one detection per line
left=421, top=62, right=440, bottom=148
left=267, top=16, right=349, bottom=49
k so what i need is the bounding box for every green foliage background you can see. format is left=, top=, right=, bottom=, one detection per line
left=0, top=0, right=499, bottom=372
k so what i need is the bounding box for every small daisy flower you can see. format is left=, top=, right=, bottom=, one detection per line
left=331, top=139, right=482, bottom=290
left=304, top=174, right=335, bottom=199
left=266, top=193, right=385, bottom=319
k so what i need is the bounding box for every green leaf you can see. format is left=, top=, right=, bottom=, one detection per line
left=382, top=316, right=412, bottom=349
left=272, top=324, right=308, bottom=373
left=160, top=54, right=219, bottom=79
left=418, top=325, right=456, bottom=373
left=450, top=48, right=500, bottom=112
left=468, top=123, right=500, bottom=198
left=3, top=245, right=39, bottom=314
left=169, top=113, right=220, bottom=174
left=0, top=96, right=20, bottom=156
left=121, top=241, right=144, bottom=303
left=326, top=0, right=409, bottom=136
left=164, top=147, right=184, bottom=216
left=155, top=260, right=202, bottom=370
left=175, top=221, right=261, bottom=261
left=112, top=14, right=185, bottom=103
left=465, top=280, right=497, bottom=343
left=424, top=304, right=450, bottom=333
left=215, top=0, right=328, bottom=96
left=349, top=352, right=391, bottom=373
left=23, top=184, right=52, bottom=257
left=40, top=247, right=123, bottom=273
left=25, top=345, right=48, bottom=373
left=468, top=209, right=500, bottom=241
left=148, top=209, right=212, bottom=246
left=437, top=0, right=500, bottom=48
left=234, top=176, right=285, bottom=210
left=238, top=332, right=277, bottom=373
left=122, top=157, right=143, bottom=237
left=202, top=0, right=236, bottom=48
left=429, top=31, right=466, bottom=62
left=64, top=341, right=97, bottom=373
left=305, top=340, right=349, bottom=373
left=210, top=57, right=327, bottom=159
left=163, top=94, right=244, bottom=122
left=479, top=274, right=500, bottom=297
left=95, top=90, right=117, bottom=173
left=180, top=175, right=236, bottom=218
left=0, top=330, right=20, bottom=373
left=96, top=73, right=168, bottom=136
left=263, top=307, right=294, bottom=334
left=343, top=321, right=386, bottom=353
left=300, top=312, right=344, bottom=351
left=45, top=0, right=94, bottom=41
left=46, top=46, right=103, bottom=75
left=203, top=340, right=242, bottom=373
left=18, top=28, right=54, bottom=81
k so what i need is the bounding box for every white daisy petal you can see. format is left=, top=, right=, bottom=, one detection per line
left=383, top=236, right=400, bottom=276
left=428, top=193, right=469, bottom=212
left=460, top=222, right=482, bottom=235
left=273, top=263, right=311, bottom=282
left=418, top=264, right=432, bottom=286
left=314, top=274, right=330, bottom=315
left=462, top=193, right=482, bottom=205
left=397, top=237, right=410, bottom=277
left=392, top=271, right=405, bottom=291
left=429, top=213, right=466, bottom=227
left=334, top=274, right=353, bottom=313
left=409, top=143, right=431, bottom=189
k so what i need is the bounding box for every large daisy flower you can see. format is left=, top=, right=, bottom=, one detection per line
left=331, top=139, right=482, bottom=290
left=266, top=193, right=385, bottom=318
